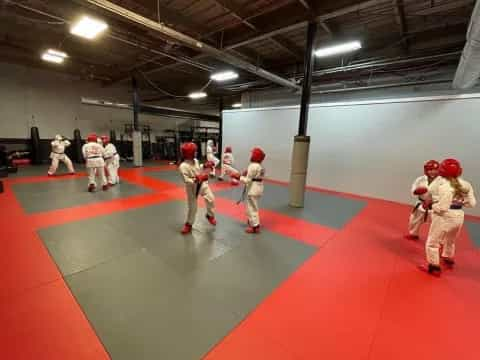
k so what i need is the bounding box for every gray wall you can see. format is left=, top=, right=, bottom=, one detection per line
left=0, top=62, right=207, bottom=140
left=224, top=94, right=480, bottom=216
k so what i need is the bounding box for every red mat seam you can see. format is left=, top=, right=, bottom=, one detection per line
left=365, top=254, right=400, bottom=360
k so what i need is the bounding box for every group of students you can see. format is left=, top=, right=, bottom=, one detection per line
left=406, top=158, right=476, bottom=276
left=178, top=141, right=266, bottom=235
left=48, top=133, right=120, bottom=192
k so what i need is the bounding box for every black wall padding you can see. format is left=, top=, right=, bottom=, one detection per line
left=30, top=127, right=41, bottom=164
left=110, top=130, right=116, bottom=147
left=73, top=129, right=83, bottom=163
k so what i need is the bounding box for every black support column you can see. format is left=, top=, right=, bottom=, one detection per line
left=289, top=21, right=317, bottom=208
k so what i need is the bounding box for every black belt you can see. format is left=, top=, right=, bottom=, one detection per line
left=104, top=153, right=118, bottom=160
left=53, top=152, right=64, bottom=155
left=87, top=156, right=102, bottom=159
left=252, top=178, right=263, bottom=182
left=413, top=201, right=431, bottom=222
left=450, top=204, right=463, bottom=210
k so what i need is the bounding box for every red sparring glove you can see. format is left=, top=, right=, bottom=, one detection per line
left=242, top=169, right=248, bottom=177
left=195, top=174, right=209, bottom=183
left=204, top=161, right=215, bottom=169
left=231, top=172, right=241, bottom=180
left=422, top=199, right=433, bottom=210
left=413, top=187, right=428, bottom=195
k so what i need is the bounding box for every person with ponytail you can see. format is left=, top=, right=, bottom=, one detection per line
left=423, top=159, right=476, bottom=276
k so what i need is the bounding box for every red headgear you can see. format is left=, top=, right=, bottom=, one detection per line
left=424, top=160, right=439, bottom=175
left=101, top=135, right=110, bottom=145
left=87, top=134, right=97, bottom=143
left=181, top=142, right=197, bottom=160
left=250, top=147, right=266, bottom=163
left=225, top=146, right=232, bottom=153
left=439, top=158, right=462, bottom=178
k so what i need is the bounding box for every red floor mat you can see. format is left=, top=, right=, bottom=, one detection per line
left=205, top=200, right=480, bottom=360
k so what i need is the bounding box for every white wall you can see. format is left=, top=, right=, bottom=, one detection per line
left=224, top=94, right=480, bottom=216
left=0, top=62, right=204, bottom=140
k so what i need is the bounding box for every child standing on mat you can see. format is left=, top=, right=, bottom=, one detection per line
left=178, top=142, right=217, bottom=235
left=82, top=134, right=108, bottom=192
left=405, top=160, right=440, bottom=240
left=206, top=139, right=220, bottom=178
left=102, top=135, right=120, bottom=186
left=422, top=158, right=476, bottom=276
left=219, top=146, right=240, bottom=185
left=233, top=147, right=266, bottom=234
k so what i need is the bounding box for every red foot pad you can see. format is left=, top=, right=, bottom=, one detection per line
left=206, top=215, right=217, bottom=226
left=181, top=223, right=192, bottom=235
left=246, top=226, right=260, bottom=234
left=418, top=264, right=441, bottom=277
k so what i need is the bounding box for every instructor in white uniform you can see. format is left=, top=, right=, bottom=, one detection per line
left=48, top=134, right=75, bottom=176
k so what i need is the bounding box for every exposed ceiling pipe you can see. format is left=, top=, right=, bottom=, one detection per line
left=453, top=0, right=480, bottom=89
left=81, top=0, right=300, bottom=90
left=220, top=51, right=461, bottom=90
left=81, top=97, right=220, bottom=121
left=312, top=79, right=453, bottom=94
left=5, top=0, right=213, bottom=73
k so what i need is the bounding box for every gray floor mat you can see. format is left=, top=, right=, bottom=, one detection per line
left=39, top=200, right=315, bottom=360
left=13, top=178, right=150, bottom=213
left=217, top=182, right=366, bottom=229
left=466, top=221, right=480, bottom=248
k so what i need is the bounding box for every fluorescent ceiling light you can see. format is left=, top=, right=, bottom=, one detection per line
left=46, top=49, right=68, bottom=58
left=41, top=49, right=68, bottom=64
left=210, top=70, right=239, bottom=82
left=315, top=41, right=362, bottom=58
left=188, top=91, right=207, bottom=99
left=70, top=16, right=108, bottom=40
left=232, top=103, right=242, bottom=108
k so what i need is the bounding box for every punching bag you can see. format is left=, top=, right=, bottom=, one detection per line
left=73, top=129, right=82, bottom=163
left=110, top=129, right=116, bottom=146
left=30, top=127, right=41, bottom=165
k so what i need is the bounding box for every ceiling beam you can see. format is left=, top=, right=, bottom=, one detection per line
left=270, top=35, right=304, bottom=61
left=81, top=0, right=300, bottom=89
left=140, top=0, right=392, bottom=78
left=210, top=0, right=257, bottom=31
left=203, top=0, right=294, bottom=37
left=112, top=0, right=209, bottom=35
left=297, top=0, right=314, bottom=10
left=413, top=0, right=474, bottom=16
left=392, top=0, right=409, bottom=52
left=226, top=0, right=391, bottom=50
left=211, top=0, right=302, bottom=61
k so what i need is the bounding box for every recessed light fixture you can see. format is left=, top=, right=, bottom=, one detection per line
left=210, top=70, right=239, bottom=82
left=232, top=103, right=242, bottom=108
left=188, top=91, right=207, bottom=99
left=315, top=41, right=362, bottom=58
left=41, top=49, right=68, bottom=64
left=70, top=16, right=108, bottom=40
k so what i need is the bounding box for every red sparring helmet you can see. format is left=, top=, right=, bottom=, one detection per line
left=87, top=134, right=97, bottom=143
left=181, top=142, right=197, bottom=160
left=439, top=158, right=462, bottom=178
left=250, top=147, right=266, bottom=163
left=225, top=146, right=232, bottom=153
left=101, top=135, right=110, bottom=145
left=424, top=160, right=439, bottom=174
